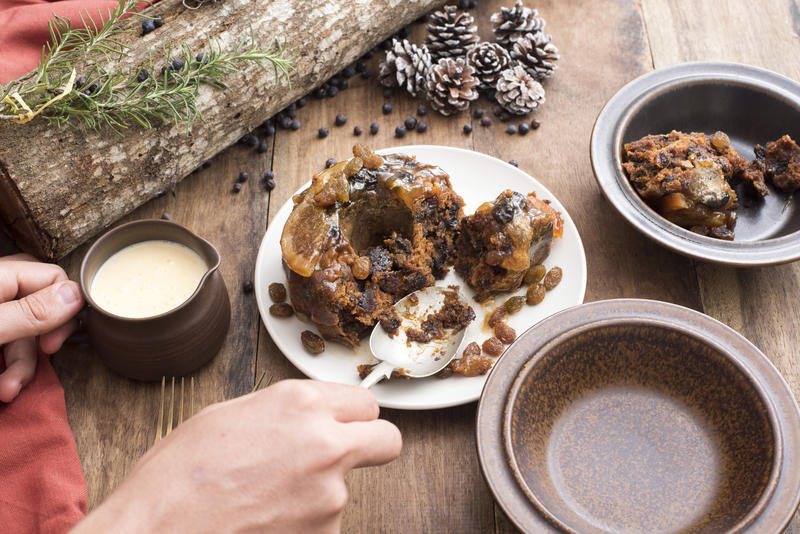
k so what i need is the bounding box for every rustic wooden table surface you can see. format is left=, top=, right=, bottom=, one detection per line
left=13, top=0, right=798, bottom=532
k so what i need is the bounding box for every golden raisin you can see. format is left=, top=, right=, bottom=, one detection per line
left=449, top=354, right=493, bottom=377
left=343, top=157, right=364, bottom=177
left=353, top=144, right=372, bottom=159
left=494, top=322, right=516, bottom=344
left=487, top=306, right=507, bottom=327
left=503, top=296, right=525, bottom=314
left=485, top=250, right=504, bottom=266
left=268, top=282, right=287, bottom=303
left=462, top=341, right=481, bottom=358
left=435, top=366, right=454, bottom=379
left=543, top=266, right=563, bottom=291
left=269, top=303, right=294, bottom=317
left=364, top=154, right=384, bottom=170
left=482, top=336, right=504, bottom=357
left=313, top=188, right=336, bottom=207
left=526, top=283, right=546, bottom=305
left=351, top=256, right=371, bottom=280
left=523, top=264, right=546, bottom=286
left=301, top=330, right=325, bottom=354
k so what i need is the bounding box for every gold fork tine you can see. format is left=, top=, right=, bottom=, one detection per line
left=154, top=376, right=166, bottom=445
left=166, top=376, right=175, bottom=436
left=252, top=370, right=267, bottom=392
left=178, top=376, right=185, bottom=425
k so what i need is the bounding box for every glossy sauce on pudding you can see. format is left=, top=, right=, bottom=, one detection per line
left=90, top=240, right=208, bottom=318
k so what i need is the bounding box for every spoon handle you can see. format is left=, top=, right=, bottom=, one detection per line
left=359, top=361, right=396, bottom=389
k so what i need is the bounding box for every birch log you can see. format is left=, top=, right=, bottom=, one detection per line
left=0, top=0, right=445, bottom=260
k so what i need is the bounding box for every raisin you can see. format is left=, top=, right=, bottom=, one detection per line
left=269, top=303, right=294, bottom=317
left=523, top=264, right=546, bottom=286
left=543, top=266, right=563, bottom=291
left=343, top=157, right=364, bottom=177
left=352, top=256, right=371, bottom=280
left=503, top=296, right=525, bottom=314
left=492, top=201, right=515, bottom=224
left=482, top=336, right=504, bottom=357
left=313, top=188, right=336, bottom=207
left=364, top=154, right=384, bottom=170
left=268, top=283, right=287, bottom=302
left=487, top=306, right=507, bottom=327
left=301, top=330, right=325, bottom=354
left=436, top=366, right=454, bottom=379
left=526, top=283, right=546, bottom=305
left=494, top=322, right=516, bottom=344
left=462, top=341, right=481, bottom=358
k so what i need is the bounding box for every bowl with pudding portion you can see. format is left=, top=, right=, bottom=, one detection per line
left=80, top=219, right=231, bottom=380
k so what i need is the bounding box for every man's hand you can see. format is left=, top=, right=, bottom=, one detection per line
left=0, top=254, right=84, bottom=402
left=72, top=380, right=402, bottom=534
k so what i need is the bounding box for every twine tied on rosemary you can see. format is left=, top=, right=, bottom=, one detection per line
left=0, top=0, right=293, bottom=132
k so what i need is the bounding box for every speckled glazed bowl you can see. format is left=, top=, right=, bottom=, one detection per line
left=591, top=62, right=800, bottom=265
left=477, top=299, right=800, bottom=534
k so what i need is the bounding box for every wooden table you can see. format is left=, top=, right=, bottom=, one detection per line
left=30, top=0, right=800, bottom=531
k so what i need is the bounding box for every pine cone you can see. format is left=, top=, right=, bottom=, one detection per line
left=466, top=42, right=512, bottom=91
left=425, top=5, right=479, bottom=61
left=426, top=57, right=479, bottom=116
left=491, top=1, right=545, bottom=48
left=378, top=39, right=432, bottom=97
left=510, top=32, right=559, bottom=81
left=495, top=65, right=545, bottom=115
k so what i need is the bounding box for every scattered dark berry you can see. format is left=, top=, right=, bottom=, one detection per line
left=285, top=108, right=297, bottom=119
left=286, top=102, right=297, bottom=113
left=531, top=118, right=541, bottom=129
left=404, top=117, right=417, bottom=130
left=383, top=88, right=393, bottom=99
left=195, top=52, right=206, bottom=63
left=160, top=212, right=171, bottom=220
left=86, top=82, right=100, bottom=95
left=518, top=123, right=530, bottom=135
left=242, top=280, right=254, bottom=294
left=238, top=172, right=249, bottom=183
left=313, top=87, right=327, bottom=98
left=395, top=125, right=406, bottom=138
left=334, top=113, right=347, bottom=126
left=382, top=102, right=393, bottom=114
left=160, top=65, right=168, bottom=76
left=509, top=160, right=519, bottom=167
left=202, top=159, right=213, bottom=169
left=355, top=61, right=368, bottom=73
left=153, top=15, right=164, bottom=28
left=363, top=48, right=376, bottom=59
left=263, top=171, right=275, bottom=181
left=257, top=141, right=269, bottom=153
left=240, top=134, right=258, bottom=147
left=416, top=14, right=431, bottom=24
left=506, top=125, right=517, bottom=135
left=136, top=69, right=149, bottom=83
left=328, top=77, right=343, bottom=89
left=263, top=123, right=276, bottom=136
left=264, top=178, right=276, bottom=191
left=318, top=127, right=329, bottom=138
left=472, top=107, right=484, bottom=118
left=417, top=104, right=428, bottom=116
left=463, top=124, right=473, bottom=134
left=459, top=0, right=470, bottom=9
left=341, top=66, right=356, bottom=78
left=171, top=58, right=185, bottom=71
left=468, top=0, right=478, bottom=8
left=353, top=126, right=363, bottom=136
left=232, top=182, right=243, bottom=193
left=296, top=97, right=307, bottom=108
left=141, top=19, right=155, bottom=35
left=480, top=116, right=492, bottom=127
left=290, top=120, right=301, bottom=130
left=395, top=27, right=410, bottom=39
left=279, top=116, right=292, bottom=129
left=327, top=86, right=339, bottom=97
left=75, top=76, right=86, bottom=89
left=325, top=158, right=337, bottom=168
left=360, top=68, right=372, bottom=79
left=416, top=121, right=427, bottom=133
left=369, top=122, right=379, bottom=135
left=339, top=79, right=348, bottom=90
left=381, top=39, right=392, bottom=50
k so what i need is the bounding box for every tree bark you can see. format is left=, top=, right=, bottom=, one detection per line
left=0, top=0, right=445, bottom=260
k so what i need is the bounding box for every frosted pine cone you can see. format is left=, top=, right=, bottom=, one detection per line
left=425, top=5, right=479, bottom=61
left=495, top=65, right=545, bottom=115
left=510, top=31, right=560, bottom=81
left=426, top=57, right=480, bottom=116
left=491, top=1, right=545, bottom=48
left=378, top=39, right=432, bottom=97
left=466, top=42, right=512, bottom=91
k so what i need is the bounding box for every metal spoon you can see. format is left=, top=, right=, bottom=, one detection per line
left=359, top=286, right=470, bottom=389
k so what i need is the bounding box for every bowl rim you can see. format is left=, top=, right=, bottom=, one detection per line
left=590, top=61, right=800, bottom=266
left=476, top=299, right=800, bottom=534
left=502, top=315, right=783, bottom=534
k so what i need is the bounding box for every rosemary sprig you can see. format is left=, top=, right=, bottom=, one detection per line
left=0, top=0, right=293, bottom=131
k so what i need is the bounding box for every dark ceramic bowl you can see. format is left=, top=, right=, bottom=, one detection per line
left=477, top=300, right=800, bottom=534
left=80, top=220, right=231, bottom=381
left=591, top=62, right=800, bottom=265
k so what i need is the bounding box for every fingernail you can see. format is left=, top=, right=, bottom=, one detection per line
left=58, top=283, right=80, bottom=305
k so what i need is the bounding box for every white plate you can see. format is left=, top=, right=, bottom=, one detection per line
left=255, top=145, right=587, bottom=410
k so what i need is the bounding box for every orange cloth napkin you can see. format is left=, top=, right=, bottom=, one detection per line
left=1, top=2, right=119, bottom=532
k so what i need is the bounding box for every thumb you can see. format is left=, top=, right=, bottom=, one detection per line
left=0, top=281, right=84, bottom=345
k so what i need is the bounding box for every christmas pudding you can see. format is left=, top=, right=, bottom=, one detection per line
left=454, top=189, right=562, bottom=301
left=280, top=145, right=464, bottom=347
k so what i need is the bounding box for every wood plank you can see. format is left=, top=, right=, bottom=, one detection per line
left=641, top=0, right=800, bottom=531
left=53, top=135, right=274, bottom=509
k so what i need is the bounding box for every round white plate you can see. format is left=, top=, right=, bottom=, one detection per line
left=255, top=145, right=587, bottom=410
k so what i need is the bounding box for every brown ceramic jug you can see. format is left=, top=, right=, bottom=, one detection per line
left=80, top=219, right=231, bottom=381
